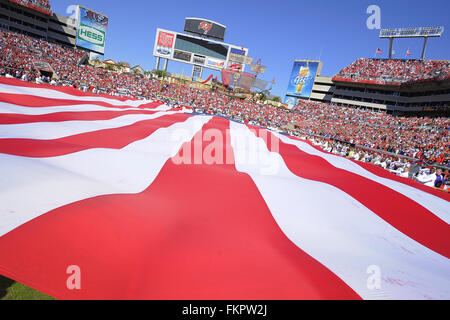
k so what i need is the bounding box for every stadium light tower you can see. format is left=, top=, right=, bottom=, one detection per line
left=379, top=26, right=444, bottom=60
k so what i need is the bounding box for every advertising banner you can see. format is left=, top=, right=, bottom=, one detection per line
left=284, top=96, right=298, bottom=109
left=155, top=30, right=175, bottom=57
left=229, top=53, right=253, bottom=65
left=76, top=6, right=108, bottom=55
left=206, top=58, right=225, bottom=68
left=286, top=60, right=319, bottom=99
left=229, top=47, right=252, bottom=65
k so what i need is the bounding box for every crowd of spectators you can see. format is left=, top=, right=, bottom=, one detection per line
left=0, top=30, right=85, bottom=83
left=334, top=58, right=450, bottom=84
left=7, top=0, right=52, bottom=15
left=288, top=100, right=449, bottom=166
left=305, top=136, right=449, bottom=191
left=0, top=30, right=449, bottom=191
left=0, top=30, right=161, bottom=97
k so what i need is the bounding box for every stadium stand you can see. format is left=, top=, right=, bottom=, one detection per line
left=334, top=58, right=450, bottom=85
left=0, top=29, right=448, bottom=190
left=7, top=0, right=52, bottom=15
left=0, top=30, right=84, bottom=81
left=290, top=99, right=449, bottom=165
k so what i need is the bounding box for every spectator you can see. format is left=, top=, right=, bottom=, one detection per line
left=434, top=169, right=445, bottom=188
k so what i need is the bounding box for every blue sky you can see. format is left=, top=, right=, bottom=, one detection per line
left=50, top=0, right=450, bottom=97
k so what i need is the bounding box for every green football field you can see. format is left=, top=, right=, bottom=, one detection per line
left=0, top=275, right=55, bottom=300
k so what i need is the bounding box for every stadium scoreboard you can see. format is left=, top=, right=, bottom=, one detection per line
left=379, top=26, right=444, bottom=38
left=153, top=28, right=249, bottom=72
left=184, top=18, right=226, bottom=42
left=379, top=26, right=444, bottom=59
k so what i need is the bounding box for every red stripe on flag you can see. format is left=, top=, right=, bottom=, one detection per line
left=0, top=93, right=163, bottom=109
left=0, top=77, right=139, bottom=102
left=0, top=109, right=160, bottom=125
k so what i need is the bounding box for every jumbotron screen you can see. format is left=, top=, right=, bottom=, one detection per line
left=184, top=18, right=226, bottom=41
left=174, top=34, right=229, bottom=61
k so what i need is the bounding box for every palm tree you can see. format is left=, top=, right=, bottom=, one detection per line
left=257, top=92, right=267, bottom=102
left=92, top=58, right=102, bottom=68
left=104, top=64, right=115, bottom=72
left=153, top=70, right=167, bottom=79
left=272, top=96, right=281, bottom=103
left=116, top=62, right=126, bottom=73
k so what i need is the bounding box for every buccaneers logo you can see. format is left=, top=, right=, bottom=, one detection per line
left=199, top=22, right=212, bottom=34
left=85, top=10, right=108, bottom=26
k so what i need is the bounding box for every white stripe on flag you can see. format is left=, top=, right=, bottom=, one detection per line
left=0, top=102, right=149, bottom=115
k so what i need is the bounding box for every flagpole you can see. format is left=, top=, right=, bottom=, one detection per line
left=158, top=64, right=164, bottom=97
left=178, top=67, right=184, bottom=101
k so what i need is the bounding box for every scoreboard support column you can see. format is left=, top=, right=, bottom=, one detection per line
left=192, top=65, right=203, bottom=82
left=388, top=38, right=394, bottom=59
left=421, top=37, right=428, bottom=60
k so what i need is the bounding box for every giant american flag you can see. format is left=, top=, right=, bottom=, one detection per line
left=0, top=77, right=449, bottom=300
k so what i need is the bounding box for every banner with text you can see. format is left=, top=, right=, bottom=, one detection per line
left=286, top=61, right=319, bottom=99
left=76, top=6, right=108, bottom=55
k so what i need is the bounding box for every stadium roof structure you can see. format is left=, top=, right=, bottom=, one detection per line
left=379, top=26, right=444, bottom=60
left=379, top=26, right=444, bottom=38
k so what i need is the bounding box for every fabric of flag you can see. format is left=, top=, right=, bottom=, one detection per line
left=221, top=69, right=232, bottom=86
left=228, top=64, right=242, bottom=71
left=407, top=48, right=411, bottom=56
left=201, top=75, right=213, bottom=84
left=376, top=48, right=382, bottom=54
left=0, top=77, right=449, bottom=300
